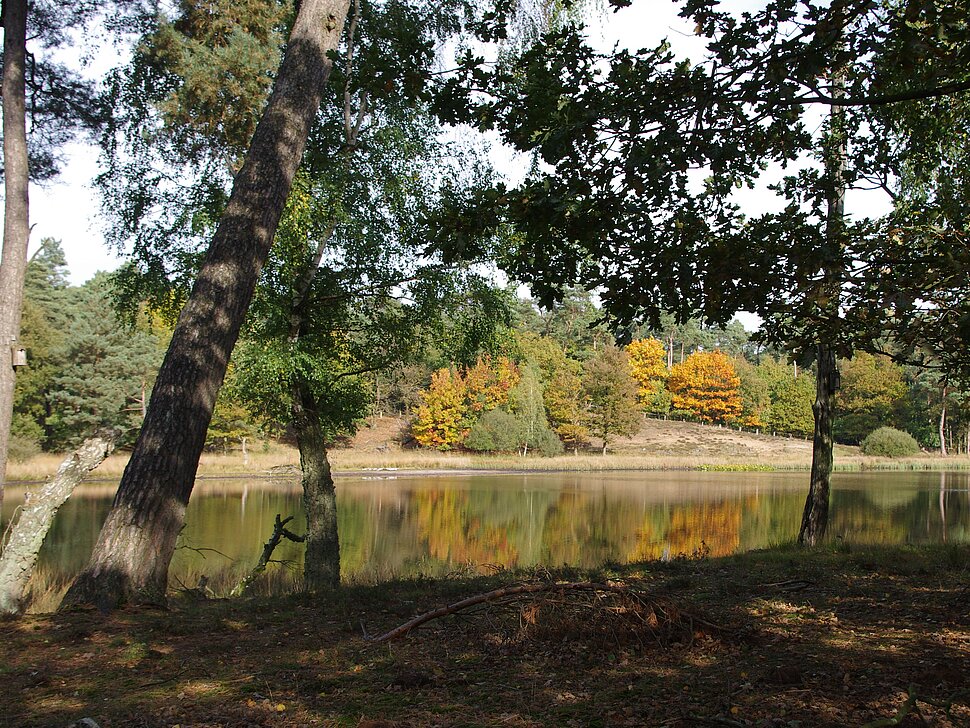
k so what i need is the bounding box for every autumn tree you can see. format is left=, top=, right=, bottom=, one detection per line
left=667, top=351, right=742, bottom=425
left=412, top=357, right=520, bottom=450
left=464, top=356, right=520, bottom=417
left=412, top=368, right=470, bottom=450
left=626, top=337, right=669, bottom=416
left=582, top=345, right=640, bottom=454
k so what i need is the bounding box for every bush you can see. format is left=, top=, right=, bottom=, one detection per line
left=465, top=410, right=524, bottom=452
left=535, top=427, right=564, bottom=456
left=7, top=433, right=41, bottom=462
left=860, top=427, right=920, bottom=458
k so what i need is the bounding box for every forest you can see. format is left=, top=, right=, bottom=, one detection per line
left=11, top=242, right=968, bottom=461
left=1, top=0, right=970, bottom=724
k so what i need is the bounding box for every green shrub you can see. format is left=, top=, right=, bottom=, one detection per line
left=465, top=410, right=524, bottom=452
left=860, top=427, right=920, bottom=458
left=7, top=434, right=41, bottom=462
left=534, top=427, right=564, bottom=456
left=465, top=410, right=564, bottom=456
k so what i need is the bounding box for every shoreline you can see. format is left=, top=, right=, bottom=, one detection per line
left=6, top=456, right=970, bottom=489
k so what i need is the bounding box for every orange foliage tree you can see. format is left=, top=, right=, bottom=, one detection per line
left=464, top=355, right=519, bottom=415
left=667, top=351, right=742, bottom=424
left=625, top=337, right=669, bottom=413
left=412, top=356, right=520, bottom=450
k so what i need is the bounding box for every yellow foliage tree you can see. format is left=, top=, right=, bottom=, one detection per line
left=667, top=350, right=742, bottom=424
left=411, top=356, right=520, bottom=450
left=411, top=368, right=469, bottom=450
left=625, top=337, right=669, bottom=413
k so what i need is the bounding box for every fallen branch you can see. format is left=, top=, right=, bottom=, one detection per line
left=367, top=581, right=719, bottom=644
left=760, top=579, right=815, bottom=592
left=862, top=686, right=970, bottom=727
left=230, top=514, right=305, bottom=597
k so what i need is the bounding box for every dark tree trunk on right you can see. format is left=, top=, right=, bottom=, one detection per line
left=939, top=383, right=948, bottom=456
left=292, top=377, right=339, bottom=590
left=798, top=65, right=847, bottom=547
left=61, top=0, right=352, bottom=611
left=799, top=345, right=839, bottom=546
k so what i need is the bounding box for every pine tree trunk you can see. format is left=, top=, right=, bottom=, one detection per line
left=60, top=0, right=351, bottom=610
left=799, top=345, right=839, bottom=546
left=292, top=377, right=339, bottom=591
left=0, top=431, right=116, bottom=615
left=0, top=0, right=31, bottom=516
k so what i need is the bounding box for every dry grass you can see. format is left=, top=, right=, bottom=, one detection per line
left=5, top=444, right=298, bottom=483
left=7, top=417, right=970, bottom=483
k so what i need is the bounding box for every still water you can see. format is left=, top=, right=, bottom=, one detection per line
left=3, top=470, right=968, bottom=586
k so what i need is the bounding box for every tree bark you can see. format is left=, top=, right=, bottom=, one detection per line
left=939, top=384, right=948, bottom=456
left=60, top=0, right=352, bottom=610
left=0, top=430, right=117, bottom=615
left=292, top=377, right=339, bottom=591
left=799, top=67, right=846, bottom=548
left=799, top=345, right=839, bottom=546
left=0, top=0, right=31, bottom=516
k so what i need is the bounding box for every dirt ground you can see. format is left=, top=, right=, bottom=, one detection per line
left=347, top=414, right=825, bottom=460
left=3, top=544, right=968, bottom=728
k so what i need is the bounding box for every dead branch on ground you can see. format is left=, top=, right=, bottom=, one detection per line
left=367, top=581, right=726, bottom=645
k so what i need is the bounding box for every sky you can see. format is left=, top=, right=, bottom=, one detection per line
left=25, top=0, right=889, bottom=334
left=25, top=1, right=715, bottom=286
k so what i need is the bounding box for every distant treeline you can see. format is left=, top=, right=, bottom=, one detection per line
left=11, top=244, right=968, bottom=458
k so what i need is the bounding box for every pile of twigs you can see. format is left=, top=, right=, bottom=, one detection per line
left=367, top=580, right=726, bottom=650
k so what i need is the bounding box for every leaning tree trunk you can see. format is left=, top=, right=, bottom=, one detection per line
left=799, top=345, right=839, bottom=546
left=292, top=377, right=339, bottom=591
left=0, top=0, right=31, bottom=517
left=60, top=0, right=352, bottom=611
left=0, top=431, right=117, bottom=615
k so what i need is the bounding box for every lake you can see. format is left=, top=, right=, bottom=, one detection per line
left=3, top=470, right=968, bottom=588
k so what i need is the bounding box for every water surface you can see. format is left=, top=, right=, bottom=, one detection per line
left=4, top=470, right=967, bottom=586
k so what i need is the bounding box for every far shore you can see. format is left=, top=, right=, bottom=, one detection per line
left=6, top=443, right=970, bottom=486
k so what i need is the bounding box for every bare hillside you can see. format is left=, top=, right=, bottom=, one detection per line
left=347, top=414, right=833, bottom=460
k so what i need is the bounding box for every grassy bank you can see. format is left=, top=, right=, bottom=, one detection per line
left=3, top=543, right=969, bottom=727
left=7, top=443, right=970, bottom=484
